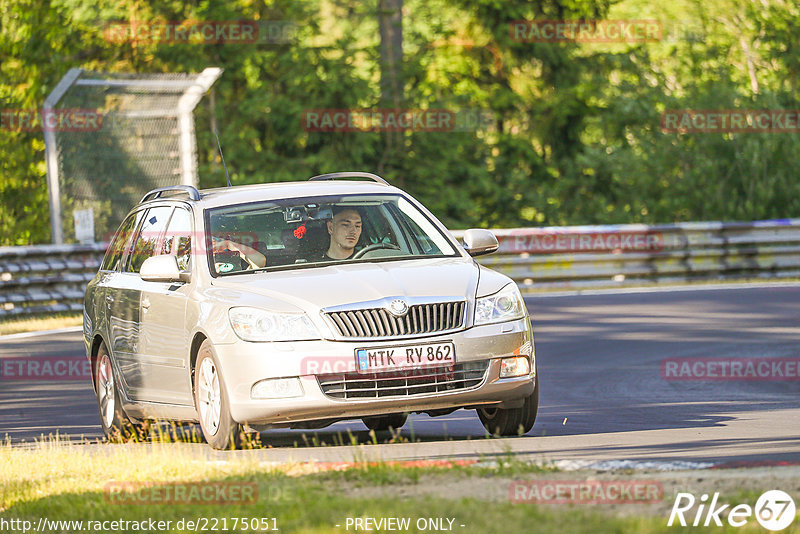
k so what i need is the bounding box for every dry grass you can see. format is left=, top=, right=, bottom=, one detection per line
left=0, top=313, right=83, bottom=336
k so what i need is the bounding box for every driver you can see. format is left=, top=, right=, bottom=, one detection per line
left=323, top=207, right=362, bottom=260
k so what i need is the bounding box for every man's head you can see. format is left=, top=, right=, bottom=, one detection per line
left=326, top=207, right=362, bottom=259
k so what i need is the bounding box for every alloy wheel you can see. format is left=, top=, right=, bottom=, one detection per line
left=197, top=357, right=221, bottom=436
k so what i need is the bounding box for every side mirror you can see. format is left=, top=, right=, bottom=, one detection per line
left=140, top=255, right=187, bottom=283
left=463, top=229, right=499, bottom=257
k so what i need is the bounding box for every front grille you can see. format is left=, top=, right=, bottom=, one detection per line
left=325, top=301, right=466, bottom=338
left=317, top=361, right=489, bottom=400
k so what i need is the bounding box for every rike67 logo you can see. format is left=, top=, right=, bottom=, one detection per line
left=668, top=490, right=796, bottom=531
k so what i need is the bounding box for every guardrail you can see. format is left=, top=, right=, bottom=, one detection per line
left=453, top=218, right=800, bottom=293
left=1, top=219, right=799, bottom=317
left=0, top=243, right=106, bottom=316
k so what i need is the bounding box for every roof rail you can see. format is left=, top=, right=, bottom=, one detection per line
left=308, top=172, right=390, bottom=186
left=140, top=185, right=201, bottom=203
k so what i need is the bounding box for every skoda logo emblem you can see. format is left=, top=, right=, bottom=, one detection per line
left=388, top=299, right=409, bottom=317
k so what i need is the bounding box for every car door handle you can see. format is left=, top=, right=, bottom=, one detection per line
left=142, top=298, right=151, bottom=310
left=105, top=295, right=114, bottom=304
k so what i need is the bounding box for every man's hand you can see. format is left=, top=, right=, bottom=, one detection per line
left=212, top=237, right=266, bottom=269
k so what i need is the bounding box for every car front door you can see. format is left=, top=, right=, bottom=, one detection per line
left=137, top=206, right=194, bottom=405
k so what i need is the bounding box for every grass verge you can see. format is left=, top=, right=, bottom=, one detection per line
left=0, top=312, right=82, bottom=336
left=1, top=438, right=781, bottom=533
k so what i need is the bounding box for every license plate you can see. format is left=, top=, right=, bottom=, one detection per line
left=355, top=341, right=456, bottom=373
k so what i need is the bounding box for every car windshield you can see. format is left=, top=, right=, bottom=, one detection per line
left=205, top=193, right=458, bottom=275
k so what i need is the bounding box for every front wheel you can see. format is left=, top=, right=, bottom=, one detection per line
left=478, top=372, right=538, bottom=436
left=194, top=341, right=243, bottom=450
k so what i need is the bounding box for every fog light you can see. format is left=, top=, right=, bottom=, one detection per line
left=500, top=356, right=531, bottom=378
left=251, top=378, right=304, bottom=399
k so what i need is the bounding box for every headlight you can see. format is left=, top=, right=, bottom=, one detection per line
left=228, top=307, right=320, bottom=342
left=499, top=356, right=531, bottom=378
left=474, top=284, right=526, bottom=326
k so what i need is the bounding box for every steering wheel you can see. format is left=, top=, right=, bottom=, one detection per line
left=352, top=242, right=400, bottom=259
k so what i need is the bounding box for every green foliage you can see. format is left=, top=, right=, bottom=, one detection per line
left=1, top=0, right=799, bottom=245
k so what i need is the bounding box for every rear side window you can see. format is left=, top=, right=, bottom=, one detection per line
left=125, top=206, right=173, bottom=273
left=101, top=211, right=143, bottom=272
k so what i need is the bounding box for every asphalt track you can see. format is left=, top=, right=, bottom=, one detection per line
left=2, top=285, right=799, bottom=466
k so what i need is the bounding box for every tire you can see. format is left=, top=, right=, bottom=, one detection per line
left=194, top=340, right=243, bottom=450
left=94, top=342, right=149, bottom=442
left=478, top=372, right=538, bottom=436
left=362, top=413, right=408, bottom=432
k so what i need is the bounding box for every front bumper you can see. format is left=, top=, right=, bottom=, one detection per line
left=213, top=317, right=535, bottom=425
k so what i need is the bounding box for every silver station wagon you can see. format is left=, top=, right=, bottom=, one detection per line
left=84, top=172, right=538, bottom=449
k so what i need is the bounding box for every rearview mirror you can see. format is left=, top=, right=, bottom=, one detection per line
left=463, top=229, right=499, bottom=257
left=140, top=255, right=188, bottom=283
left=284, top=206, right=307, bottom=223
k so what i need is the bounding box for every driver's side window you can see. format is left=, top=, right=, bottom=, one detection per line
left=362, top=206, right=400, bottom=249
left=163, top=207, right=192, bottom=273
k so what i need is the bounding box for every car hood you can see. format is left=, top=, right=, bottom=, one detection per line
left=208, top=257, right=480, bottom=314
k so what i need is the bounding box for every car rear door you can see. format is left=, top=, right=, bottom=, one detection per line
left=104, top=209, right=147, bottom=399
left=90, top=212, right=140, bottom=372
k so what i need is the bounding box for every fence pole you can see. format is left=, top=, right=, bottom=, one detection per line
left=43, top=68, right=83, bottom=245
